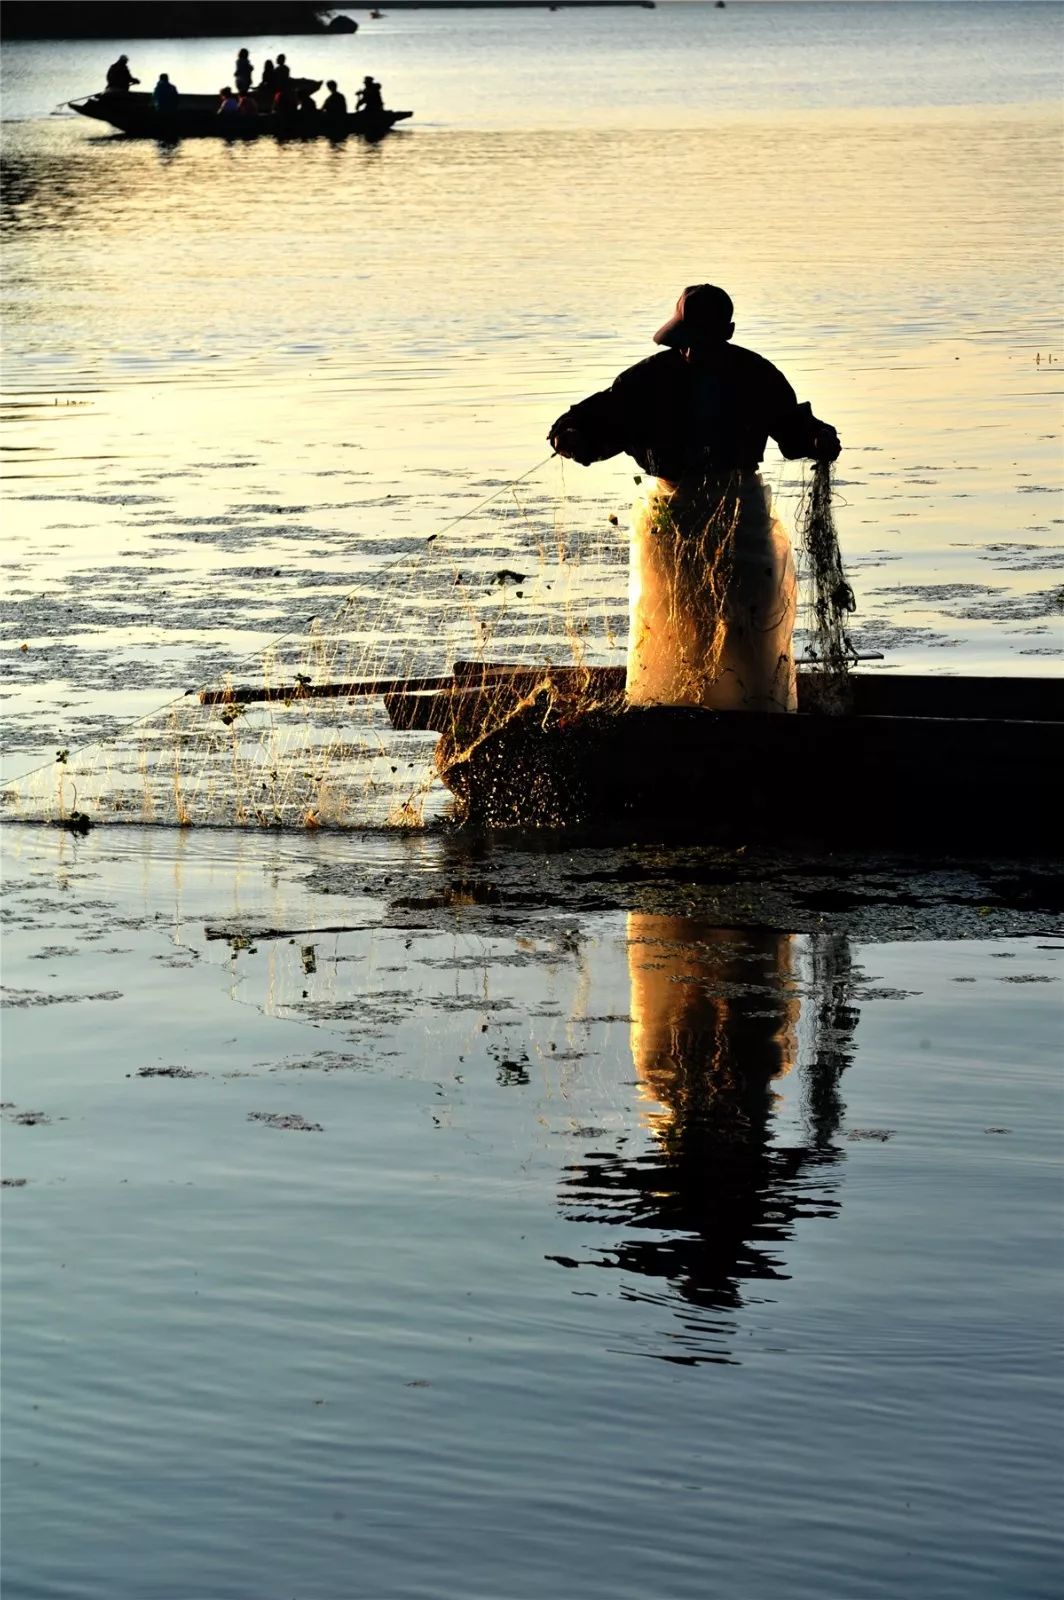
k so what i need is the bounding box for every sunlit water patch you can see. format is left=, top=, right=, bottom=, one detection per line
left=3, top=23, right=1063, bottom=784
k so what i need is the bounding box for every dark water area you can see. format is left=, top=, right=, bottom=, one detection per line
left=3, top=824, right=1063, bottom=1599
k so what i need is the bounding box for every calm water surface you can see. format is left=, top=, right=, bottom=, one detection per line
left=2, top=824, right=1063, bottom=1599
left=2, top=9, right=1063, bottom=1597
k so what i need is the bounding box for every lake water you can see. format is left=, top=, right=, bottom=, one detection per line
left=3, top=823, right=1063, bottom=1600
left=2, top=3, right=1062, bottom=783
left=2, top=7, right=1063, bottom=1598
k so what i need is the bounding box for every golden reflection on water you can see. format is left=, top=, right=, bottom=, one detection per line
left=551, top=917, right=858, bottom=1342
left=628, top=915, right=798, bottom=1143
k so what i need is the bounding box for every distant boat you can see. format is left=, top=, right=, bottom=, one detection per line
left=369, top=9, right=385, bottom=17
left=69, top=90, right=412, bottom=140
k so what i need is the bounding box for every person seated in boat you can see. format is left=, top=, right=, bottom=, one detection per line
left=322, top=80, right=348, bottom=120
left=234, top=48, right=254, bottom=94
left=217, top=86, right=241, bottom=115
left=272, top=83, right=298, bottom=115
left=237, top=91, right=259, bottom=117
left=355, top=76, right=384, bottom=116
left=357, top=75, right=384, bottom=114
left=152, top=73, right=178, bottom=111
left=549, top=284, right=841, bottom=713
left=295, top=86, right=319, bottom=115
left=274, top=53, right=292, bottom=86
left=105, top=55, right=139, bottom=93
left=356, top=75, right=384, bottom=116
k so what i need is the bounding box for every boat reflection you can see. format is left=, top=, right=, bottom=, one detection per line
left=556, top=918, right=859, bottom=1360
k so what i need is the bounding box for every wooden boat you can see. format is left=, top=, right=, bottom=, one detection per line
left=201, top=663, right=1062, bottom=847
left=69, top=90, right=411, bottom=140
left=382, top=663, right=1063, bottom=847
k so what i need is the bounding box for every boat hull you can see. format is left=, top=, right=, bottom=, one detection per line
left=382, top=670, right=1063, bottom=847
left=436, top=702, right=1059, bottom=847
left=71, top=93, right=411, bottom=139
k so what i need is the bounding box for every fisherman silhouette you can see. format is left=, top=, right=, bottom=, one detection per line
left=550, top=285, right=841, bottom=712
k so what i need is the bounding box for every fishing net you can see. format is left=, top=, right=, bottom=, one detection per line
left=626, top=472, right=798, bottom=712
left=793, top=461, right=857, bottom=712
left=2, top=458, right=627, bottom=831
left=1, top=457, right=853, bottom=832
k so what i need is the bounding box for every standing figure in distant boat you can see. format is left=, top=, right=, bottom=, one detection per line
left=356, top=75, right=384, bottom=116
left=105, top=55, right=139, bottom=93
left=260, top=59, right=277, bottom=94
left=234, top=48, right=254, bottom=94
left=322, top=79, right=348, bottom=121
left=274, top=53, right=292, bottom=86
left=549, top=285, right=841, bottom=712
left=217, top=86, right=241, bottom=115
left=152, top=73, right=178, bottom=111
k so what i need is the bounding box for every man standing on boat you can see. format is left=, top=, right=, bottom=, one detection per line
left=549, top=285, right=841, bottom=712
left=105, top=55, right=139, bottom=93
left=234, top=49, right=254, bottom=95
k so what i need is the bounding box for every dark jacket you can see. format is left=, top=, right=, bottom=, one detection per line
left=105, top=59, right=136, bottom=91
left=550, top=344, right=830, bottom=482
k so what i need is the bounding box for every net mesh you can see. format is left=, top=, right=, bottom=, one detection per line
left=793, top=461, right=856, bottom=712
left=2, top=458, right=851, bottom=832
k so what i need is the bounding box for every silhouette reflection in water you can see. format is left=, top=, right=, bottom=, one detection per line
left=557, top=919, right=859, bottom=1362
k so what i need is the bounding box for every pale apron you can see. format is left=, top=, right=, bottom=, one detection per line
left=625, top=471, right=797, bottom=712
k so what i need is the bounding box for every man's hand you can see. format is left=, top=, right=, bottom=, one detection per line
left=549, top=425, right=583, bottom=461
left=812, top=425, right=842, bottom=463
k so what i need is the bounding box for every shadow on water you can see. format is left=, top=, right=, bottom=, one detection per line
left=554, top=919, right=859, bottom=1363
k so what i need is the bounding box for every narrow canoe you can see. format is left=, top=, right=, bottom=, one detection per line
left=381, top=665, right=1063, bottom=846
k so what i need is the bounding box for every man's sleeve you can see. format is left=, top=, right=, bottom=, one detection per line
left=549, top=357, right=655, bottom=466
left=765, top=365, right=832, bottom=460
